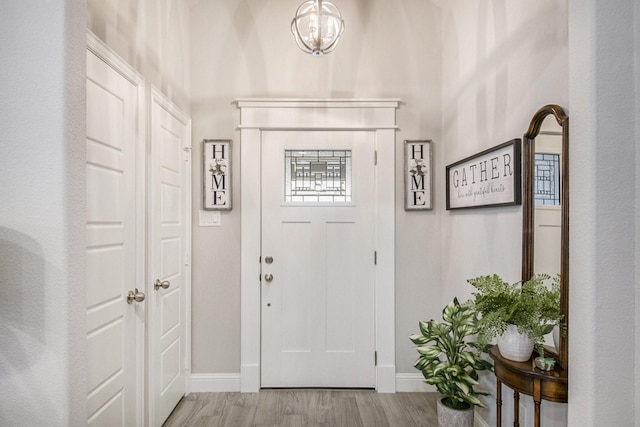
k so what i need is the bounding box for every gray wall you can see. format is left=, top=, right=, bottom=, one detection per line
left=87, top=0, right=192, bottom=113
left=188, top=0, right=444, bottom=375
left=568, top=0, right=640, bottom=425
left=440, top=1, right=569, bottom=425
left=0, top=1, right=86, bottom=425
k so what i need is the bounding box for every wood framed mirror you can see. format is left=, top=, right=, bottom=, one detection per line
left=522, top=104, right=569, bottom=369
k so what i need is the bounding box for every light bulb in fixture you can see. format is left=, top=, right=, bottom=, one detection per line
left=291, top=0, right=344, bottom=56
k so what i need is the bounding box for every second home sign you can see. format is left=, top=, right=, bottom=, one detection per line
left=404, top=140, right=433, bottom=210
left=203, top=139, right=232, bottom=210
left=446, top=139, right=521, bottom=210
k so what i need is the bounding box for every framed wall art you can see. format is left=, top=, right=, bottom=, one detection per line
left=203, top=139, right=232, bottom=210
left=404, top=140, right=433, bottom=210
left=446, top=139, right=521, bottom=210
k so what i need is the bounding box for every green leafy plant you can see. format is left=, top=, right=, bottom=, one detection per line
left=468, top=273, right=562, bottom=355
left=410, top=298, right=493, bottom=410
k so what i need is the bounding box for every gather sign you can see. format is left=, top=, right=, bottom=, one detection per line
left=446, top=139, right=521, bottom=210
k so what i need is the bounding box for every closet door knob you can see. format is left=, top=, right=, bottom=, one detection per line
left=127, top=288, right=146, bottom=304
left=264, top=274, right=274, bottom=283
left=154, top=279, right=171, bottom=290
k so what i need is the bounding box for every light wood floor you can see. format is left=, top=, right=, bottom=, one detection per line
left=162, top=390, right=439, bottom=427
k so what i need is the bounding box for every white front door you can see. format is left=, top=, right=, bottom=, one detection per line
left=261, top=130, right=376, bottom=388
left=148, top=88, right=191, bottom=426
left=85, top=44, right=143, bottom=426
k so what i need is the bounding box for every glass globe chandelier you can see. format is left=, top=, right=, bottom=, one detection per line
left=291, top=0, right=345, bottom=56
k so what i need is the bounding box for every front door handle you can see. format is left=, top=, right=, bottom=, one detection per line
left=154, top=279, right=170, bottom=290
left=127, top=288, right=145, bottom=304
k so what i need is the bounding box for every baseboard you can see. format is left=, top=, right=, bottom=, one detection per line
left=395, top=373, right=436, bottom=392
left=190, top=373, right=241, bottom=392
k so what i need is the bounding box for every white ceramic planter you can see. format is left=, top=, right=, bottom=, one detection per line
left=437, top=398, right=474, bottom=427
left=497, top=324, right=534, bottom=362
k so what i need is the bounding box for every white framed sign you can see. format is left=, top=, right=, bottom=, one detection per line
left=203, top=139, right=232, bottom=210
left=446, top=139, right=521, bottom=210
left=404, top=140, right=433, bottom=210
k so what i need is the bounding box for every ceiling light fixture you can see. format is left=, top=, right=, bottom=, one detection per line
left=291, top=0, right=345, bottom=56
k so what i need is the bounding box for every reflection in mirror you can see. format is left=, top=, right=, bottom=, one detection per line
left=522, top=105, right=569, bottom=370
left=533, top=116, right=562, bottom=276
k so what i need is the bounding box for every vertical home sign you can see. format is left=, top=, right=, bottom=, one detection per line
left=203, top=139, right=232, bottom=210
left=404, top=140, right=433, bottom=210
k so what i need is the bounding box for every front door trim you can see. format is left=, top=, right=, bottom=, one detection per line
left=237, top=99, right=399, bottom=393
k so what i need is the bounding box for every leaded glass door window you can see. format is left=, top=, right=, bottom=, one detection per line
left=534, top=153, right=560, bottom=206
left=284, top=150, right=352, bottom=203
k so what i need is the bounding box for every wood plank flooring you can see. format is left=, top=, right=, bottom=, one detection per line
left=162, top=390, right=439, bottom=427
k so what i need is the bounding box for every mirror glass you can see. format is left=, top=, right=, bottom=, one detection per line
left=533, top=116, right=562, bottom=276
left=522, top=105, right=569, bottom=369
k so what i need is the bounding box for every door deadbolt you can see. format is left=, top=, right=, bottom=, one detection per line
left=127, top=288, right=145, bottom=304
left=265, top=256, right=274, bottom=264
left=154, top=279, right=171, bottom=290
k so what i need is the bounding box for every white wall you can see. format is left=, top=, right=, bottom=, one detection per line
left=188, top=0, right=444, bottom=376
left=0, top=1, right=86, bottom=426
left=87, top=0, right=192, bottom=113
left=440, top=1, right=569, bottom=425
left=636, top=0, right=640, bottom=419
left=440, top=0, right=568, bottom=300
left=568, top=0, right=639, bottom=425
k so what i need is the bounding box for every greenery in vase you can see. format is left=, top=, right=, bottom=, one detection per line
left=410, top=298, right=493, bottom=410
left=468, top=273, right=562, bottom=356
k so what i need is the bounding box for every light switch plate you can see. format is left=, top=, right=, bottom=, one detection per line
left=199, top=210, right=221, bottom=227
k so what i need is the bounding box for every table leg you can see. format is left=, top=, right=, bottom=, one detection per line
left=533, top=379, right=542, bottom=427
left=513, top=391, right=520, bottom=427
left=496, top=377, right=502, bottom=427
left=534, top=400, right=541, bottom=427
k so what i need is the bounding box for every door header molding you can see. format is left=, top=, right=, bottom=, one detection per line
left=235, top=98, right=399, bottom=131
left=236, top=98, right=400, bottom=107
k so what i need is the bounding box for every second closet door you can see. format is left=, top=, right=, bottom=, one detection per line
left=147, top=87, right=192, bottom=427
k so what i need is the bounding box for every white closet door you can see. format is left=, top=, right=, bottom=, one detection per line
left=85, top=36, right=145, bottom=427
left=148, top=87, right=192, bottom=426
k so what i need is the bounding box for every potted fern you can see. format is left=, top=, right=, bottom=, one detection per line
left=410, top=298, right=493, bottom=427
left=468, top=273, right=562, bottom=363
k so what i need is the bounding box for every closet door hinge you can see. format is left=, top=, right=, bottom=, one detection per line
left=374, top=251, right=377, bottom=265
left=184, top=251, right=191, bottom=266
left=374, top=150, right=378, bottom=166
left=184, top=146, right=192, bottom=162
left=375, top=351, right=378, bottom=366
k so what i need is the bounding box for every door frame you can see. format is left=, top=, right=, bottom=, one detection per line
left=238, top=99, right=399, bottom=393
